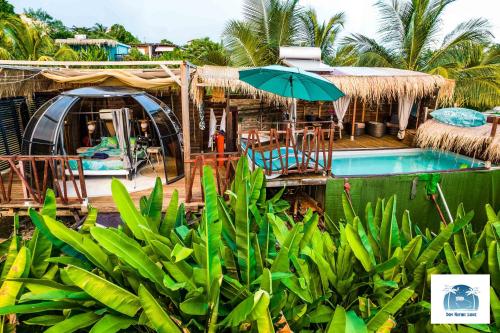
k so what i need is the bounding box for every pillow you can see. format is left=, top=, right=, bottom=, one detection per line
left=107, top=136, right=118, bottom=148
left=431, top=108, right=486, bottom=127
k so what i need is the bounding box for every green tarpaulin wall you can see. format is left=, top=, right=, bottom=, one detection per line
left=325, top=169, right=500, bottom=232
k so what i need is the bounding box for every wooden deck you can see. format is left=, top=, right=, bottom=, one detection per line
left=332, top=134, right=411, bottom=150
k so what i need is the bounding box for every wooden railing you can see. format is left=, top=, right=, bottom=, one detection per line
left=241, top=124, right=334, bottom=177
left=186, top=152, right=240, bottom=203
left=185, top=124, right=336, bottom=203
left=0, top=155, right=87, bottom=207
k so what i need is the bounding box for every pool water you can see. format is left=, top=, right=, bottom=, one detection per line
left=316, top=149, right=484, bottom=176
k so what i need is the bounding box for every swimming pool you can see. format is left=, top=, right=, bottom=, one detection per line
left=314, top=149, right=486, bottom=176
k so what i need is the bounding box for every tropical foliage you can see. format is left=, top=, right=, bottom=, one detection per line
left=345, top=0, right=499, bottom=109
left=0, top=157, right=498, bottom=332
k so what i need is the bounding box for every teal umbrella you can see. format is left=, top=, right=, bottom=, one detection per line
left=238, top=65, right=344, bottom=102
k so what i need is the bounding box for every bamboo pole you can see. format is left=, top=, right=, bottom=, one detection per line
left=318, top=102, right=323, bottom=118
left=350, top=98, right=358, bottom=141
left=375, top=103, right=380, bottom=122
left=180, top=62, right=191, bottom=198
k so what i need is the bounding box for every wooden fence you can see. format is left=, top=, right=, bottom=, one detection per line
left=0, top=155, right=87, bottom=207
left=185, top=123, right=336, bottom=203
left=241, top=124, right=334, bottom=176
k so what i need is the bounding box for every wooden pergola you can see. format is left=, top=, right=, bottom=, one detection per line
left=0, top=60, right=193, bottom=195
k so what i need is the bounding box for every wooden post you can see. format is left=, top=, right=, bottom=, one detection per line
left=318, top=102, right=323, bottom=118
left=180, top=62, right=191, bottom=197
left=375, top=102, right=380, bottom=122
left=491, top=117, right=498, bottom=138
left=361, top=100, right=366, bottom=122
left=350, top=98, right=358, bottom=141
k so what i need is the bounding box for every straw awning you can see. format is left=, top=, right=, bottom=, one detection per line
left=415, top=119, right=500, bottom=162
left=0, top=66, right=179, bottom=98
left=191, top=65, right=455, bottom=106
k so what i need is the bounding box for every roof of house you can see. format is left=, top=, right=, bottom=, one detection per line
left=55, top=38, right=130, bottom=48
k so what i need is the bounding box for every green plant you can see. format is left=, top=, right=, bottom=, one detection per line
left=0, top=157, right=498, bottom=332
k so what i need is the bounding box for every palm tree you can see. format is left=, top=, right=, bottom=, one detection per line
left=298, top=8, right=345, bottom=58
left=344, top=0, right=494, bottom=107
left=427, top=42, right=500, bottom=109
left=91, top=23, right=108, bottom=38
left=223, top=0, right=301, bottom=66
left=3, top=14, right=54, bottom=60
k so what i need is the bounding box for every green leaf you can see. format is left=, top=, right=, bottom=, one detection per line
left=138, top=285, right=182, bottom=333
left=144, top=177, right=163, bottom=232
left=488, top=241, right=500, bottom=293
left=41, top=188, right=57, bottom=218
left=367, top=287, right=414, bottom=331
left=235, top=168, right=255, bottom=288
left=1, top=216, right=20, bottom=279
left=0, top=301, right=82, bottom=315
left=23, top=315, right=65, bottom=326
left=180, top=295, right=208, bottom=315
left=41, top=215, right=115, bottom=276
left=327, top=306, right=346, bottom=333
left=81, top=206, right=98, bottom=232
left=490, top=287, right=500, bottom=329
left=111, top=178, right=148, bottom=240
left=217, top=197, right=237, bottom=251
left=342, top=191, right=356, bottom=224
left=90, top=227, right=176, bottom=299
left=380, top=196, right=400, bottom=260
left=417, top=222, right=454, bottom=267
left=28, top=229, right=52, bottom=278
left=444, top=243, right=463, bottom=274
left=486, top=204, right=498, bottom=222
left=346, top=224, right=374, bottom=272
left=160, top=188, right=179, bottom=236
left=65, top=265, right=141, bottom=317
left=0, top=246, right=30, bottom=307
left=19, top=290, right=90, bottom=303
left=201, top=166, right=223, bottom=298
left=402, top=235, right=422, bottom=269
left=171, top=243, right=193, bottom=263
left=44, top=312, right=100, bottom=333
left=89, top=314, right=137, bottom=333
left=248, top=290, right=274, bottom=333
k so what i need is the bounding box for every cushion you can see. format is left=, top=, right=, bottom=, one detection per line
left=431, top=108, right=486, bottom=127
left=100, top=136, right=118, bottom=148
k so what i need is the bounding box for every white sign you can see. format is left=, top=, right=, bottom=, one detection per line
left=431, top=274, right=490, bottom=324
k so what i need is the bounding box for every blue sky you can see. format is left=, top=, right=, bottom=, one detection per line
left=11, top=0, right=500, bottom=45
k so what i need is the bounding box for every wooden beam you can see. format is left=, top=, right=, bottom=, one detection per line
left=350, top=98, right=358, bottom=141
left=180, top=62, right=191, bottom=197
left=0, top=60, right=183, bottom=67
left=159, top=64, right=181, bottom=86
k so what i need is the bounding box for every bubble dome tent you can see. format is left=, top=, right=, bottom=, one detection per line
left=22, top=86, right=184, bottom=184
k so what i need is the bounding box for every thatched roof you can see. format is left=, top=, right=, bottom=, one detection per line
left=191, top=65, right=455, bottom=106
left=415, top=119, right=500, bottom=162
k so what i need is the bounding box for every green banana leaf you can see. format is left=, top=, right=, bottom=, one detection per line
left=367, top=287, right=414, bottom=331
left=23, top=315, right=65, bottom=326
left=28, top=229, right=52, bottom=278
left=65, top=265, right=141, bottom=316
left=144, top=177, right=163, bottom=232
left=90, top=227, right=177, bottom=299
left=444, top=243, right=463, bottom=274
left=417, top=222, right=454, bottom=267
left=41, top=215, right=115, bottom=276
left=89, top=314, right=137, bottom=333
left=0, top=246, right=30, bottom=307
left=346, top=224, right=374, bottom=272
left=1, top=215, right=20, bottom=279
left=138, top=285, right=182, bottom=333
left=44, top=312, right=100, bottom=333
left=111, top=178, right=148, bottom=240
left=160, top=188, right=179, bottom=236
left=235, top=168, right=255, bottom=288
